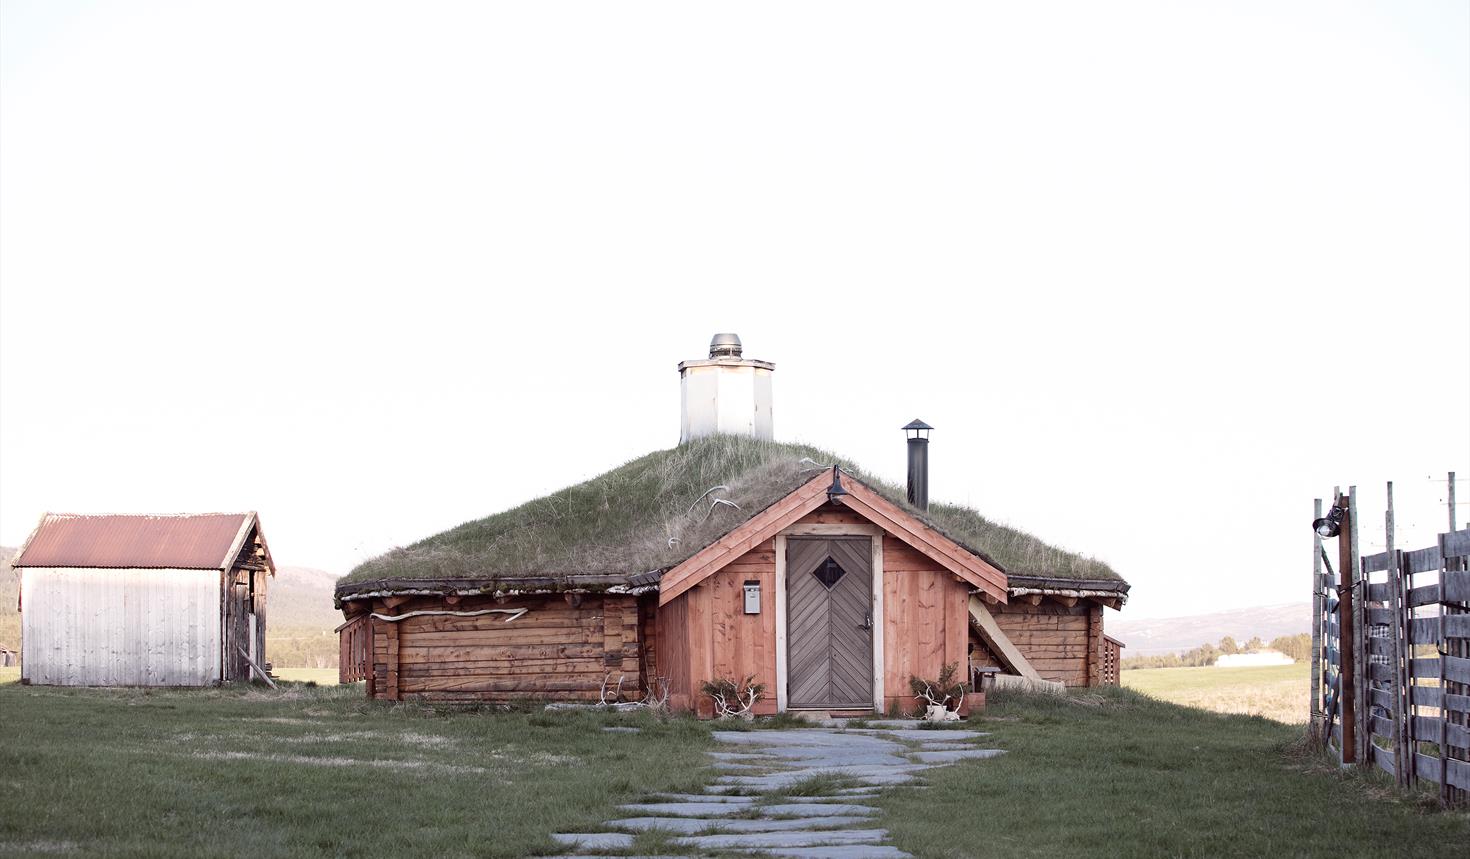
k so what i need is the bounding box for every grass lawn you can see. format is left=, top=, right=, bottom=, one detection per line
left=2, top=681, right=1464, bottom=857
left=882, top=686, right=1467, bottom=858
left=0, top=682, right=713, bottom=857
left=1121, top=663, right=1307, bottom=724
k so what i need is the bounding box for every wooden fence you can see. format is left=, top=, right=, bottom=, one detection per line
left=1312, top=482, right=1469, bottom=805
left=1100, top=635, right=1123, bottom=686
left=336, top=614, right=372, bottom=685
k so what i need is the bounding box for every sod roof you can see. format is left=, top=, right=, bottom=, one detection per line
left=338, top=436, right=1123, bottom=599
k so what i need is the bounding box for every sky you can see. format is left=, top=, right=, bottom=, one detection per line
left=1, top=1, right=1466, bottom=619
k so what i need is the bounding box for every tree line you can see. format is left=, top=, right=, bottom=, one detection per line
left=1120, top=633, right=1310, bottom=670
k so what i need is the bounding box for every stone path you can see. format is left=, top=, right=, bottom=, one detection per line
left=548, top=719, right=1005, bottom=858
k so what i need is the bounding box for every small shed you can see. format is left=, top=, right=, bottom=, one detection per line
left=13, top=512, right=275, bottom=686
left=0, top=647, right=17, bottom=667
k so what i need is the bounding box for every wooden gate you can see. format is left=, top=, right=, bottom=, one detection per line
left=1312, top=481, right=1469, bottom=805
left=786, top=537, right=873, bottom=709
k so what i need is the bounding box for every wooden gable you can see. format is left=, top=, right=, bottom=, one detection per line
left=658, top=468, right=1009, bottom=605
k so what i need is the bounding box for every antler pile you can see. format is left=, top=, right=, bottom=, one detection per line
left=703, top=675, right=765, bottom=720
left=599, top=673, right=627, bottom=706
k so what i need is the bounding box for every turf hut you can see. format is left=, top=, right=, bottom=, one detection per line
left=14, top=512, right=276, bottom=686
left=336, top=335, right=1129, bottom=714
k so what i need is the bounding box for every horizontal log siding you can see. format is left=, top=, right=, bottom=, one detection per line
left=982, top=599, right=1098, bottom=687
left=882, top=540, right=969, bottom=716
left=365, top=593, right=643, bottom=702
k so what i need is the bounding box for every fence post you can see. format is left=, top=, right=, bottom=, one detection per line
left=1384, top=482, right=1406, bottom=786
left=1335, top=491, right=1358, bottom=765
left=1441, top=526, right=1469, bottom=806
left=1351, top=486, right=1370, bottom=765
left=1312, top=498, right=1324, bottom=741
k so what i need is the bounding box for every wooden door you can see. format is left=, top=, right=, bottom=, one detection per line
left=224, top=574, right=250, bottom=681
left=787, top=537, right=873, bottom=709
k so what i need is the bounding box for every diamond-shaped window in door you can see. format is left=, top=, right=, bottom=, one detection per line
left=812, top=557, right=847, bottom=590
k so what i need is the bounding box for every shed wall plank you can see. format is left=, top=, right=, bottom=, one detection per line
left=21, top=567, right=220, bottom=686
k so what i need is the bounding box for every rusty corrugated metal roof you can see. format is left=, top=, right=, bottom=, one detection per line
left=14, top=513, right=253, bottom=570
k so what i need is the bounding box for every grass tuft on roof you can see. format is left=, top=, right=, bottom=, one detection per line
left=340, top=436, right=1121, bottom=588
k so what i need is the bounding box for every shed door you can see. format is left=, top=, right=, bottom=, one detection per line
left=787, top=537, right=873, bottom=709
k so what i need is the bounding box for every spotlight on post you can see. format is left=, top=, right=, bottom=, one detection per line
left=1313, top=506, right=1344, bottom=538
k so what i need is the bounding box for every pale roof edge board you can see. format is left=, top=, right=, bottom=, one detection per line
left=968, top=595, right=1042, bottom=682
left=220, top=513, right=259, bottom=573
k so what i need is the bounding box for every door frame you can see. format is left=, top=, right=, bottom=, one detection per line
left=774, top=524, right=885, bottom=712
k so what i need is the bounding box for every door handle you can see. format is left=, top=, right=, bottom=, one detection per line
left=861, top=612, right=873, bottom=630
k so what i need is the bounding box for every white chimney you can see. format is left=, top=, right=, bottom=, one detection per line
left=678, top=333, right=774, bottom=443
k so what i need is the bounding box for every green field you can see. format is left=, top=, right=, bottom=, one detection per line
left=272, top=667, right=342, bottom=685
left=3, top=679, right=1464, bottom=857
left=1123, top=663, right=1308, bottom=724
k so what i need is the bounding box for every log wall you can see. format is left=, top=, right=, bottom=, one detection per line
left=362, top=592, right=644, bottom=702
left=969, top=599, right=1102, bottom=687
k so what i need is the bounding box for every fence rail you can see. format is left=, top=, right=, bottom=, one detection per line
left=1312, top=481, right=1468, bottom=806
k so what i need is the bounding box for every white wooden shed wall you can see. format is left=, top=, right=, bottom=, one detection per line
left=20, top=568, right=221, bottom=686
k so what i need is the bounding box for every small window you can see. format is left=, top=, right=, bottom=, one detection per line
left=812, top=557, right=847, bottom=590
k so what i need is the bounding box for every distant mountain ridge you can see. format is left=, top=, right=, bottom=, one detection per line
left=1108, top=602, right=1310, bottom=656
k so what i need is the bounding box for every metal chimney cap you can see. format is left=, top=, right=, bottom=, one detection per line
left=709, top=333, right=743, bottom=358
left=901, top=419, right=933, bottom=431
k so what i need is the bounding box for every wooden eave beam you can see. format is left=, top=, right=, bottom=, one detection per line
left=837, top=478, right=1009, bottom=603
left=658, top=471, right=834, bottom=606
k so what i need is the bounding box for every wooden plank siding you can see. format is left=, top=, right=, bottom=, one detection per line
left=364, top=593, right=645, bottom=703
left=20, top=567, right=221, bottom=686
left=658, top=539, right=779, bottom=717
left=881, top=540, right=969, bottom=715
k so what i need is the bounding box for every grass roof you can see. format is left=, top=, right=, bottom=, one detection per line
left=342, top=437, right=1122, bottom=593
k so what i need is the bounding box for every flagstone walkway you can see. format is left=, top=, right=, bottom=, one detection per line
left=547, top=719, right=1005, bottom=859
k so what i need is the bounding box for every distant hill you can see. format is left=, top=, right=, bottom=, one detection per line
left=266, top=566, right=342, bottom=669
left=0, top=548, right=342, bottom=669
left=0, top=547, right=17, bottom=651
left=1109, top=602, right=1310, bottom=657
left=269, top=566, right=342, bottom=629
